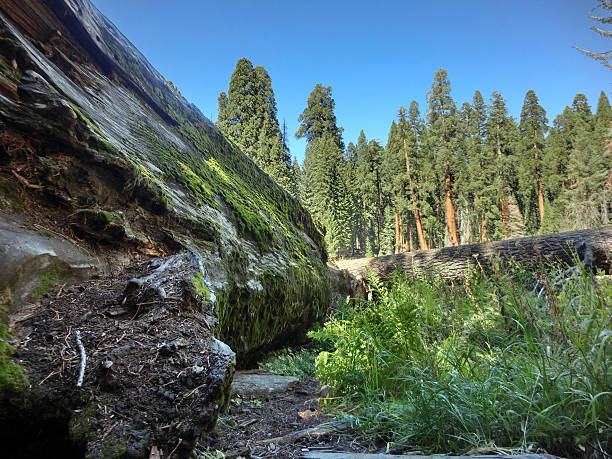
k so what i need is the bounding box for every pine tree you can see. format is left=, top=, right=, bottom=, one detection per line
left=384, top=118, right=410, bottom=253
left=302, top=135, right=351, bottom=255
left=357, top=139, right=384, bottom=255
left=295, top=84, right=344, bottom=150
left=426, top=69, right=461, bottom=246
left=595, top=91, right=612, bottom=133
left=518, top=89, right=548, bottom=232
left=290, top=156, right=301, bottom=199
left=343, top=141, right=364, bottom=255
left=460, top=92, right=486, bottom=241
left=296, top=85, right=349, bottom=257
left=563, top=93, right=611, bottom=228
left=542, top=107, right=572, bottom=232
left=485, top=91, right=519, bottom=239
left=400, top=103, right=430, bottom=250
left=216, top=58, right=294, bottom=194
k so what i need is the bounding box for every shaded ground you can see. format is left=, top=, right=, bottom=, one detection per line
left=8, top=256, right=233, bottom=458
left=203, top=378, right=367, bottom=458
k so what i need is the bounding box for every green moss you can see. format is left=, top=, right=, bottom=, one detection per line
left=74, top=209, right=123, bottom=225
left=0, top=57, right=11, bottom=72
left=67, top=102, right=109, bottom=140
left=192, top=272, right=211, bottom=304
left=69, top=404, right=97, bottom=444
left=0, top=323, right=28, bottom=394
left=30, top=266, right=60, bottom=300
left=216, top=260, right=331, bottom=365
left=37, top=231, right=56, bottom=238
left=97, top=433, right=127, bottom=459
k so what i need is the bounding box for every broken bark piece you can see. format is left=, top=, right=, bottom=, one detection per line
left=116, top=252, right=217, bottom=324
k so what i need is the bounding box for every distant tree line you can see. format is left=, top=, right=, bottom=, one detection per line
left=218, top=61, right=612, bottom=258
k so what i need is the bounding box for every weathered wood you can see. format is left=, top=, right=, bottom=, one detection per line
left=334, top=227, right=612, bottom=281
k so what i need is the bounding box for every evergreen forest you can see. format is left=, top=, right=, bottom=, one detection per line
left=217, top=61, right=611, bottom=258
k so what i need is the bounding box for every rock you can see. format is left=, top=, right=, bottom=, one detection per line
left=0, top=214, right=102, bottom=320
left=319, top=384, right=333, bottom=398
left=231, top=370, right=300, bottom=396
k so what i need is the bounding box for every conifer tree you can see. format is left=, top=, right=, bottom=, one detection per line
left=595, top=91, right=612, bottom=133
left=302, top=135, right=351, bottom=255
left=400, top=103, right=430, bottom=250
left=485, top=91, right=519, bottom=239
left=460, top=92, right=486, bottom=241
left=290, top=156, right=301, bottom=199
left=563, top=93, right=611, bottom=228
left=357, top=139, right=384, bottom=255
left=426, top=69, right=461, bottom=246
left=343, top=140, right=365, bottom=255
left=384, top=119, right=410, bottom=253
left=296, top=85, right=349, bottom=256
left=295, top=84, right=344, bottom=150
left=216, top=58, right=294, bottom=193
left=518, top=89, right=548, bottom=232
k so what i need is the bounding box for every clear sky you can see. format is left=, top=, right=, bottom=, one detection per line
left=91, top=0, right=610, bottom=163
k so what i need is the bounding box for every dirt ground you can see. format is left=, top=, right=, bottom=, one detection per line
left=9, top=256, right=234, bottom=458
left=201, top=377, right=368, bottom=458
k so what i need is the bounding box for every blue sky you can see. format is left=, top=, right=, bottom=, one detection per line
left=92, top=1, right=610, bottom=163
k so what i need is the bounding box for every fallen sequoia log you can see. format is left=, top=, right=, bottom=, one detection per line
left=334, top=227, right=612, bottom=283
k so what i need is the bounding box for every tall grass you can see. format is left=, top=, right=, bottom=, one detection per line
left=309, top=264, right=611, bottom=457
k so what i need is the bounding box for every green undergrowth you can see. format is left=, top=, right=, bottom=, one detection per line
left=258, top=347, right=320, bottom=380
left=309, top=265, right=611, bottom=457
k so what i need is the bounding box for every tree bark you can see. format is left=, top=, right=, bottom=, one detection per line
left=362, top=198, right=367, bottom=253
left=534, top=143, right=545, bottom=223
left=394, top=201, right=401, bottom=254
left=403, top=139, right=428, bottom=250
left=333, top=227, right=612, bottom=282
left=445, top=173, right=460, bottom=246
left=405, top=213, right=412, bottom=252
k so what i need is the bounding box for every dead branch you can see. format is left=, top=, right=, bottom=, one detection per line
left=74, top=330, right=86, bottom=387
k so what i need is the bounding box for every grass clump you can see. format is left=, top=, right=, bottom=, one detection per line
left=258, top=347, right=319, bottom=380
left=309, top=265, right=611, bottom=457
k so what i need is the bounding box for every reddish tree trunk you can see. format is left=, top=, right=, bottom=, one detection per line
left=445, top=174, right=460, bottom=246
left=405, top=213, right=412, bottom=252
left=394, top=201, right=401, bottom=254
left=534, top=143, right=544, bottom=223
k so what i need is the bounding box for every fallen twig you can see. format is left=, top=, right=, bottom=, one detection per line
left=167, top=438, right=182, bottom=458
left=11, top=169, right=44, bottom=189
left=39, top=369, right=61, bottom=385
left=75, top=330, right=86, bottom=387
